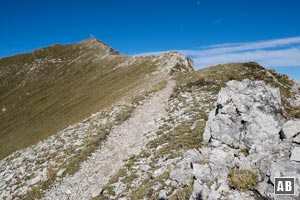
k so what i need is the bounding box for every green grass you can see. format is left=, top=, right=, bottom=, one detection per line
left=169, top=181, right=193, bottom=200
left=227, top=168, right=258, bottom=191
left=240, top=147, right=249, bottom=156
left=148, top=113, right=207, bottom=160
left=130, top=172, right=170, bottom=200
left=22, top=168, right=57, bottom=200
left=115, top=106, right=134, bottom=123
left=0, top=40, right=163, bottom=159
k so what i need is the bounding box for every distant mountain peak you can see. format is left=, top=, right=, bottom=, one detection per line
left=79, top=38, right=107, bottom=46
left=78, top=38, right=121, bottom=56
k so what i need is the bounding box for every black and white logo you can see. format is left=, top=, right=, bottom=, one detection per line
left=274, top=177, right=295, bottom=195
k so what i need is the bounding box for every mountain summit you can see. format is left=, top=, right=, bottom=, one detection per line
left=77, top=38, right=121, bottom=55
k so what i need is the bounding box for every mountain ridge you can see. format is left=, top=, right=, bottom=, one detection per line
left=0, top=39, right=300, bottom=200
left=0, top=39, right=193, bottom=159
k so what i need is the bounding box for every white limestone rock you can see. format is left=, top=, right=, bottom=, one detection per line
left=192, top=164, right=213, bottom=183
left=170, top=160, right=193, bottom=186
left=158, top=189, right=168, bottom=200
left=209, top=147, right=235, bottom=179
left=293, top=135, right=300, bottom=143
left=282, top=120, right=300, bottom=139
left=191, top=80, right=300, bottom=200
left=139, top=164, right=151, bottom=172
left=203, top=79, right=284, bottom=151
left=290, top=147, right=300, bottom=162
left=56, top=168, right=66, bottom=177
left=183, top=149, right=203, bottom=163
left=152, top=167, right=167, bottom=178
left=27, top=175, right=41, bottom=186
left=208, top=190, right=221, bottom=200
left=91, top=188, right=103, bottom=198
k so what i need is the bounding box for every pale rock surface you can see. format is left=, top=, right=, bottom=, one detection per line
left=283, top=120, right=300, bottom=139
left=289, top=83, right=300, bottom=107
left=203, top=79, right=284, bottom=150
left=56, top=168, right=66, bottom=177
left=290, top=147, right=300, bottom=162
left=208, top=190, right=221, bottom=200
left=192, top=164, right=213, bottom=183
left=27, top=175, right=42, bottom=186
left=188, top=79, right=300, bottom=199
left=158, top=189, right=168, bottom=200
left=169, top=159, right=194, bottom=186
left=153, top=167, right=167, bottom=178
left=91, top=188, right=103, bottom=198
left=293, top=135, right=300, bottom=143
left=183, top=149, right=203, bottom=163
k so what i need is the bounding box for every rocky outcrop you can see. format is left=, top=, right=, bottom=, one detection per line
left=203, top=79, right=284, bottom=150
left=187, top=79, right=300, bottom=199
left=156, top=52, right=194, bottom=74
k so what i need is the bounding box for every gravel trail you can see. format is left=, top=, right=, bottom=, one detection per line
left=42, top=80, right=174, bottom=200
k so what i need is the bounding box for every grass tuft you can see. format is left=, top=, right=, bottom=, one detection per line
left=227, top=168, right=258, bottom=191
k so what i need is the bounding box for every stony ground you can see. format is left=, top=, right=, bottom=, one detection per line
left=98, top=80, right=218, bottom=199
left=0, top=102, right=129, bottom=199
left=41, top=80, right=175, bottom=200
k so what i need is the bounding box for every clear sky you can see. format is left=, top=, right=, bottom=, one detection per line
left=0, top=0, right=299, bottom=80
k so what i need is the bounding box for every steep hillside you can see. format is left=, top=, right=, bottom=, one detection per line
left=0, top=39, right=193, bottom=159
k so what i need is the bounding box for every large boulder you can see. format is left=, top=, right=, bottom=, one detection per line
left=203, top=79, right=284, bottom=151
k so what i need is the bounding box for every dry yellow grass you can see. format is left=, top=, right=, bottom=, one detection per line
left=228, top=168, right=258, bottom=191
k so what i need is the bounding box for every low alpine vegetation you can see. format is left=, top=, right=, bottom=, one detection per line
left=227, top=168, right=259, bottom=191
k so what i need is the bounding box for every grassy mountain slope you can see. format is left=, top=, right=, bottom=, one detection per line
left=0, top=39, right=175, bottom=159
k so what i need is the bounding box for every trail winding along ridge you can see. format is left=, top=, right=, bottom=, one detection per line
left=42, top=80, right=175, bottom=200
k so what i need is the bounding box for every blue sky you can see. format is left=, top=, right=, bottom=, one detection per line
left=0, top=0, right=299, bottom=80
